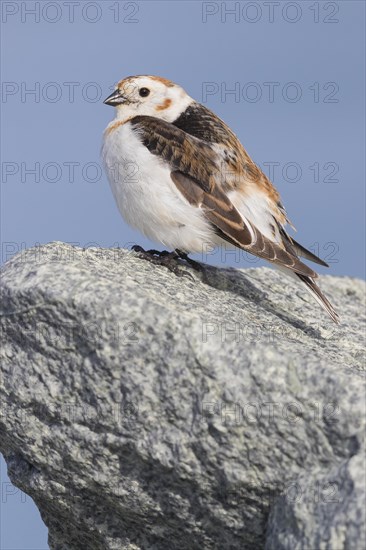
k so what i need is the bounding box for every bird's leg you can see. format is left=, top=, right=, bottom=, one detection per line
left=131, top=245, right=193, bottom=279
left=175, top=249, right=205, bottom=272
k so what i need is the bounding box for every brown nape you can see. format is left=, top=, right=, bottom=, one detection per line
left=117, top=75, right=176, bottom=90
left=148, top=76, right=175, bottom=87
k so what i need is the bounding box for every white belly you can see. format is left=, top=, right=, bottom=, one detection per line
left=102, top=122, right=215, bottom=252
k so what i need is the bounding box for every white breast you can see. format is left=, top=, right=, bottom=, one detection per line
left=101, top=122, right=215, bottom=252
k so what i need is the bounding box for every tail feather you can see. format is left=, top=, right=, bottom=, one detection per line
left=291, top=238, right=329, bottom=268
left=296, top=273, right=340, bottom=324
left=278, top=227, right=329, bottom=267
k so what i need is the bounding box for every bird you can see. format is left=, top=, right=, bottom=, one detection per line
left=102, top=75, right=339, bottom=324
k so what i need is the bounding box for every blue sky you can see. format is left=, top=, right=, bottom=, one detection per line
left=1, top=1, right=365, bottom=547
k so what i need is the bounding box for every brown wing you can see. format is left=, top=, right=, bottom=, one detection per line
left=173, top=102, right=288, bottom=220
left=130, top=115, right=318, bottom=278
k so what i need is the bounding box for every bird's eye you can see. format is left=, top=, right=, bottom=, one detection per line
left=139, top=87, right=150, bottom=97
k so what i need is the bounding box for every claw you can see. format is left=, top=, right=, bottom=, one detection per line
left=175, top=249, right=205, bottom=272
left=131, top=245, right=195, bottom=280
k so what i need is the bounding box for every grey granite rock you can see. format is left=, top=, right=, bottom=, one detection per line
left=0, top=242, right=365, bottom=550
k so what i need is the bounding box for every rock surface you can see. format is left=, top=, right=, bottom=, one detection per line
left=0, top=242, right=365, bottom=550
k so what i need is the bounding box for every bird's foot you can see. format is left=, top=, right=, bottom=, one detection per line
left=175, top=249, right=205, bottom=272
left=131, top=245, right=194, bottom=279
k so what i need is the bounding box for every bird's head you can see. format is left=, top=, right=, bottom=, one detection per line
left=103, top=75, right=193, bottom=123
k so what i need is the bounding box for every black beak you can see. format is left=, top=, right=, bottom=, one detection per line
left=103, top=89, right=127, bottom=106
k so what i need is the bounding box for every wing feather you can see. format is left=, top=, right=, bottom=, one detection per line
left=130, top=115, right=318, bottom=279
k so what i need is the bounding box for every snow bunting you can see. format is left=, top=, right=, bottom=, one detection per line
left=102, top=75, right=339, bottom=323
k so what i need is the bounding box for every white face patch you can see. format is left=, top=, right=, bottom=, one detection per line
left=111, top=76, right=194, bottom=124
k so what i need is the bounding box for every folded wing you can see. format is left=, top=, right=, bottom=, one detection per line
left=131, top=115, right=319, bottom=279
